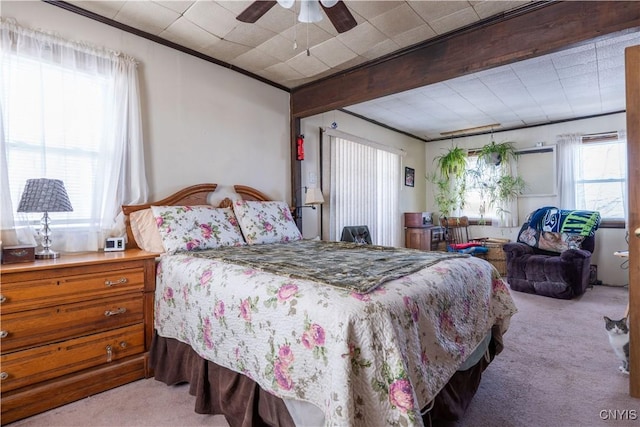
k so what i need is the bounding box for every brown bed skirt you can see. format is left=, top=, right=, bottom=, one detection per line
left=149, top=325, right=503, bottom=427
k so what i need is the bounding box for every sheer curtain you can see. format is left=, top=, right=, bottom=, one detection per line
left=556, top=133, right=582, bottom=208
left=0, top=18, right=147, bottom=251
left=327, top=132, right=401, bottom=246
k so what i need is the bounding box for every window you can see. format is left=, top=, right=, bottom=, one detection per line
left=328, top=135, right=401, bottom=246
left=1, top=20, right=147, bottom=251
left=4, top=57, right=108, bottom=227
left=461, top=153, right=493, bottom=221
left=576, top=138, right=626, bottom=219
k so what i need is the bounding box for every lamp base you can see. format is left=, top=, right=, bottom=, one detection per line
left=35, top=248, right=60, bottom=259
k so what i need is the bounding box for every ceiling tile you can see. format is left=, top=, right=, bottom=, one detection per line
left=392, top=24, right=437, bottom=47
left=263, top=62, right=306, bottom=82
left=337, top=22, right=389, bottom=55
left=183, top=1, right=239, bottom=38
left=311, top=38, right=359, bottom=68
left=369, top=3, right=425, bottom=38
left=280, top=22, right=334, bottom=48
left=253, top=5, right=297, bottom=34
left=231, top=48, right=280, bottom=70
left=202, top=39, right=252, bottom=63
left=256, top=34, right=301, bottom=62
left=287, top=51, right=331, bottom=77
left=152, top=1, right=195, bottom=14
left=216, top=0, right=254, bottom=15
left=551, top=47, right=597, bottom=69
left=556, top=61, right=597, bottom=79
left=67, top=1, right=125, bottom=19
left=222, top=24, right=277, bottom=48
left=598, top=66, right=626, bottom=88
left=409, top=1, right=472, bottom=22
left=428, top=6, right=479, bottom=35
left=346, top=1, right=404, bottom=20
left=360, top=39, right=401, bottom=60
left=114, top=1, right=181, bottom=34
left=160, top=17, right=220, bottom=49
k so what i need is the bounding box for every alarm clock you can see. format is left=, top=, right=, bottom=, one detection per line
left=104, top=237, right=126, bottom=252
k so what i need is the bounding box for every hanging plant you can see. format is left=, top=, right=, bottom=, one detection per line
left=434, top=146, right=467, bottom=180
left=428, top=145, right=469, bottom=217
left=478, top=140, right=518, bottom=167
left=487, top=175, right=526, bottom=208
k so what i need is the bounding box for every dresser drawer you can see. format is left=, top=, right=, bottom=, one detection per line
left=1, top=294, right=144, bottom=353
left=0, top=268, right=144, bottom=313
left=0, top=324, right=144, bottom=392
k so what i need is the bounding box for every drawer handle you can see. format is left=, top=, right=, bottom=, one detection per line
left=0, top=295, right=5, bottom=303
left=106, top=345, right=113, bottom=363
left=104, top=307, right=127, bottom=317
left=104, top=277, right=128, bottom=287
left=120, top=341, right=128, bottom=349
left=0, top=372, right=8, bottom=380
left=0, top=331, right=7, bottom=339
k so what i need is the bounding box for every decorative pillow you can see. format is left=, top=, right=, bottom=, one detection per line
left=130, top=208, right=165, bottom=253
left=232, top=200, right=302, bottom=245
left=150, top=205, right=246, bottom=253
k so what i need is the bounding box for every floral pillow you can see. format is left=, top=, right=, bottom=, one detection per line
left=232, top=200, right=302, bottom=245
left=150, top=205, right=246, bottom=253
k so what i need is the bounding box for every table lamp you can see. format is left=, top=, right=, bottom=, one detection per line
left=17, top=178, right=73, bottom=259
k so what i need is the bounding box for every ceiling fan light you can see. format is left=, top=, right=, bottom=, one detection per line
left=298, top=0, right=323, bottom=23
left=320, top=0, right=339, bottom=7
left=277, top=0, right=295, bottom=9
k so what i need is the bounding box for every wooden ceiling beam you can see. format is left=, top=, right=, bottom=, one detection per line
left=291, top=1, right=640, bottom=119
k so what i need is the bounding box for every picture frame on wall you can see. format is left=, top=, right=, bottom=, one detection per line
left=405, top=167, right=415, bottom=187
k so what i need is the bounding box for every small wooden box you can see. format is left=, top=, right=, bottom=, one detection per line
left=2, top=245, right=36, bottom=264
left=404, top=212, right=433, bottom=228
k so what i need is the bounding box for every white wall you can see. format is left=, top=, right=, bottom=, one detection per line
left=1, top=1, right=291, bottom=202
left=425, top=113, right=629, bottom=286
left=300, top=111, right=425, bottom=240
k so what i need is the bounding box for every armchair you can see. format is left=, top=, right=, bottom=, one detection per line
left=503, top=207, right=600, bottom=299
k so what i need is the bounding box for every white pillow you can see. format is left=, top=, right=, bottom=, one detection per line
left=232, top=200, right=302, bottom=245
left=150, top=205, right=246, bottom=253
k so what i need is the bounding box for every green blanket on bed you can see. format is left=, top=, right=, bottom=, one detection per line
left=188, top=240, right=468, bottom=294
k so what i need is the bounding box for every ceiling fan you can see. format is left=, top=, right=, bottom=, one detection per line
left=237, top=0, right=357, bottom=34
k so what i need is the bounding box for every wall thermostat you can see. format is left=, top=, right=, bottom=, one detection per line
left=104, top=237, right=126, bottom=252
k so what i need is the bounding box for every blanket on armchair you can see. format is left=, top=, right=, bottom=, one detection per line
left=528, top=207, right=601, bottom=237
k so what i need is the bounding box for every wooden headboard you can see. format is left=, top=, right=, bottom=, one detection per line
left=122, top=183, right=272, bottom=250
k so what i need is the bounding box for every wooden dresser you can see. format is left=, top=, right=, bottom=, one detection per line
left=405, top=226, right=445, bottom=251
left=0, top=250, right=157, bottom=425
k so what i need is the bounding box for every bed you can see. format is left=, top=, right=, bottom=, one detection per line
left=122, top=184, right=517, bottom=427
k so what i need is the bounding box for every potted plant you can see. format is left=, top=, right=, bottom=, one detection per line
left=429, top=145, right=468, bottom=217
left=478, top=140, right=518, bottom=167
left=487, top=175, right=526, bottom=225
left=428, top=172, right=465, bottom=217
left=434, top=146, right=467, bottom=180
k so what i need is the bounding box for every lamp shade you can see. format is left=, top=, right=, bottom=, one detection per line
left=17, top=178, right=73, bottom=213
left=298, top=0, right=323, bottom=23
left=305, top=187, right=324, bottom=205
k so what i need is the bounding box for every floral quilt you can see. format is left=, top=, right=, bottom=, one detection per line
left=155, top=244, right=517, bottom=427
left=188, top=240, right=469, bottom=294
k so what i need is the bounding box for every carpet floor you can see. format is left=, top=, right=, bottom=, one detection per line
left=7, top=284, right=637, bottom=427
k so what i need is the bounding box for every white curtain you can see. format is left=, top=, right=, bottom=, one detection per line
left=328, top=134, right=401, bottom=246
left=0, top=19, right=147, bottom=251
left=556, top=133, right=582, bottom=209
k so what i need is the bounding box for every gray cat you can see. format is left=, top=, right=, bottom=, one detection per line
left=604, top=316, right=629, bottom=374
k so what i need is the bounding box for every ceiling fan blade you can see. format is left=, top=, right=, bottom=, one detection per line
left=237, top=1, right=278, bottom=23
left=321, top=0, right=357, bottom=34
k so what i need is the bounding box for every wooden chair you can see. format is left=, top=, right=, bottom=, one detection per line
left=439, top=216, right=470, bottom=249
